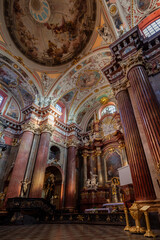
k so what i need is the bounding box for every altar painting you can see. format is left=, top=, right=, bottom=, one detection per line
left=106, top=152, right=122, bottom=181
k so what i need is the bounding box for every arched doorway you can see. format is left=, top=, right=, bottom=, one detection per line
left=43, top=166, right=62, bottom=210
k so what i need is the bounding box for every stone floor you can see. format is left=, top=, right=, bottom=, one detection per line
left=0, top=224, right=160, bottom=240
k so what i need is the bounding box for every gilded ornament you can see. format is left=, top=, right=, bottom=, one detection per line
left=77, top=215, right=84, bottom=221
left=100, top=96, right=109, bottom=105
left=109, top=4, right=118, bottom=16
left=124, top=207, right=130, bottom=231
left=129, top=203, right=146, bottom=234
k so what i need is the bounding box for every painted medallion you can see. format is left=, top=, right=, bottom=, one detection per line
left=136, top=0, right=150, bottom=11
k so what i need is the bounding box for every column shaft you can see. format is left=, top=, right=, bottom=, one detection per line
left=5, top=131, right=34, bottom=200
left=96, top=151, right=103, bottom=186
left=128, top=65, right=160, bottom=170
left=23, top=134, right=40, bottom=197
left=83, top=154, right=88, bottom=188
left=117, top=89, right=156, bottom=201
left=29, top=132, right=50, bottom=198
left=65, top=146, right=77, bottom=209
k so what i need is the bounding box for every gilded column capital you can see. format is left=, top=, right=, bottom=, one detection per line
left=66, top=137, right=79, bottom=147
left=96, top=150, right=101, bottom=156
left=22, top=122, right=40, bottom=134
left=112, top=77, right=130, bottom=97
left=40, top=123, right=55, bottom=135
left=82, top=153, right=88, bottom=158
left=120, top=49, right=146, bottom=76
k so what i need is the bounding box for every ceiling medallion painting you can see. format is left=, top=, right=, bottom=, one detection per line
left=4, top=0, right=96, bottom=67
left=76, top=70, right=101, bottom=90
left=136, top=0, right=151, bottom=11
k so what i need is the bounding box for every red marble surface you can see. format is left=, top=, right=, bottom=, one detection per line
left=65, top=146, right=76, bottom=210
left=29, top=132, right=50, bottom=198
left=117, top=89, right=156, bottom=201
left=5, top=131, right=34, bottom=202
left=128, top=65, right=160, bottom=176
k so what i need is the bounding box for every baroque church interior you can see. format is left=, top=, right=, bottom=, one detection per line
left=0, top=0, right=160, bottom=239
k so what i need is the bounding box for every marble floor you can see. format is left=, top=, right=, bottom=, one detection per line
left=0, top=224, right=160, bottom=240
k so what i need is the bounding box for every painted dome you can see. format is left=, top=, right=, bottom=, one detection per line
left=4, top=0, right=96, bottom=67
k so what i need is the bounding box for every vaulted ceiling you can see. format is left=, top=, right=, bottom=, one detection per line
left=0, top=0, right=159, bottom=126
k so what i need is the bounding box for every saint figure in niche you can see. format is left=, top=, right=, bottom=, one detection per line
left=45, top=173, right=55, bottom=202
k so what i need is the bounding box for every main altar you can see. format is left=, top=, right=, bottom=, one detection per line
left=79, top=114, right=130, bottom=212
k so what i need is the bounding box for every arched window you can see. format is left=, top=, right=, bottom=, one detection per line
left=143, top=18, right=160, bottom=38
left=0, top=95, right=4, bottom=106
left=55, top=104, right=62, bottom=113
left=101, top=105, right=116, bottom=117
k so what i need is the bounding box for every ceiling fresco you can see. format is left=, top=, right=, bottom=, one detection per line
left=117, top=0, right=159, bottom=27
left=1, top=0, right=158, bottom=127
left=44, top=49, right=113, bottom=124
left=4, top=0, right=97, bottom=67
left=0, top=54, right=39, bottom=107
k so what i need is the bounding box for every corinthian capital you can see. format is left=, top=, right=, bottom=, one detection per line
left=40, top=123, right=55, bottom=135
left=66, top=137, right=79, bottom=147
left=112, top=77, right=130, bottom=97
left=22, top=122, right=40, bottom=134
left=120, top=49, right=146, bottom=75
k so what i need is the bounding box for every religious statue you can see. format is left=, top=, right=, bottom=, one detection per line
left=44, top=173, right=55, bottom=202
left=20, top=179, right=31, bottom=197
left=81, top=136, right=89, bottom=146
left=97, top=24, right=113, bottom=43
left=85, top=171, right=98, bottom=190
left=111, top=177, right=120, bottom=203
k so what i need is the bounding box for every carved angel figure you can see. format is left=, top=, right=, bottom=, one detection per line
left=97, top=24, right=113, bottom=43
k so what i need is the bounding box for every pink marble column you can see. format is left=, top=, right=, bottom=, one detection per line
left=65, top=146, right=77, bottom=210
left=29, top=131, right=51, bottom=198
left=127, top=64, right=160, bottom=172
left=5, top=131, right=34, bottom=202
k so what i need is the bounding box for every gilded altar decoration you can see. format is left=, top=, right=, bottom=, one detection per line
left=124, top=207, right=130, bottom=231
left=77, top=215, right=84, bottom=221
left=129, top=203, right=146, bottom=234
